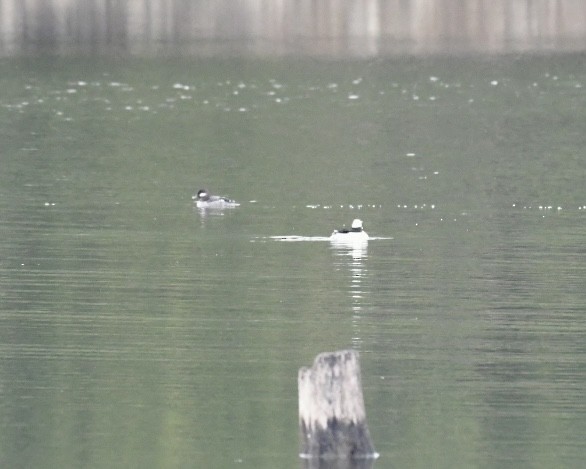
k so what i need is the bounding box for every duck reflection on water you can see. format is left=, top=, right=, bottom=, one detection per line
left=329, top=219, right=369, bottom=255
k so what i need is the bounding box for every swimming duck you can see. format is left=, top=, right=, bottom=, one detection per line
left=330, top=219, right=369, bottom=241
left=192, top=189, right=240, bottom=208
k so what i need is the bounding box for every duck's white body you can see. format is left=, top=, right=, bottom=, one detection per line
left=330, top=230, right=369, bottom=242
left=193, top=189, right=240, bottom=209
left=330, top=219, right=369, bottom=242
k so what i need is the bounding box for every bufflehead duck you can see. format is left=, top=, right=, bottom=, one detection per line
left=330, top=219, right=369, bottom=241
left=192, top=189, right=240, bottom=209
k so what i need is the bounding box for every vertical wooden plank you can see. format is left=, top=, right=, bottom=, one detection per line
left=299, top=350, right=378, bottom=463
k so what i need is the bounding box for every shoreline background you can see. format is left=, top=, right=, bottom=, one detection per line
left=1, top=0, right=586, bottom=57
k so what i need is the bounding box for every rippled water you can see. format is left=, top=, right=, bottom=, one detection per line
left=1, top=55, right=585, bottom=468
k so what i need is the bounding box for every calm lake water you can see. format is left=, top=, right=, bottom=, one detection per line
left=1, top=54, right=586, bottom=468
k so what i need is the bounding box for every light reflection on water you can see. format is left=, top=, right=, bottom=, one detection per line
left=330, top=242, right=371, bottom=350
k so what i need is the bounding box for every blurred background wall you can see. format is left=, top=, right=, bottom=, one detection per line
left=1, top=0, right=585, bottom=56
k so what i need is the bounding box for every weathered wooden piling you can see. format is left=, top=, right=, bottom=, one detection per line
left=298, top=350, right=378, bottom=463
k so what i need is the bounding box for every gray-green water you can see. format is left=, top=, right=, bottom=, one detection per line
left=1, top=55, right=585, bottom=468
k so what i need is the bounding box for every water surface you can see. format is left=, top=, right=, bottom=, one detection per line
left=1, top=54, right=585, bottom=468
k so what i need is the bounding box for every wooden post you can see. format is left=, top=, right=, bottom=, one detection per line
left=298, top=350, right=378, bottom=465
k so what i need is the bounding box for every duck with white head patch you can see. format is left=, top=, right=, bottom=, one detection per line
left=192, top=189, right=240, bottom=209
left=330, top=219, right=369, bottom=242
